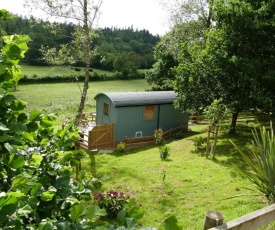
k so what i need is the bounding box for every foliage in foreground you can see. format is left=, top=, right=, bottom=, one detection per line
left=0, top=32, right=109, bottom=229
left=231, top=122, right=275, bottom=202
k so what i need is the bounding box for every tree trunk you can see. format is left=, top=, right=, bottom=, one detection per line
left=75, top=0, right=90, bottom=126
left=229, top=110, right=239, bottom=134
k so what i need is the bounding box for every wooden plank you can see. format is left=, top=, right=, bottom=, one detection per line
left=125, top=136, right=154, bottom=144
left=88, top=123, right=114, bottom=149
left=209, top=203, right=275, bottom=230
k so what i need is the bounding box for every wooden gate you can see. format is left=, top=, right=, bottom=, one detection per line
left=87, top=123, right=115, bottom=150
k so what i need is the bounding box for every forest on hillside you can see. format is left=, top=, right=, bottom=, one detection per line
left=0, top=15, right=160, bottom=71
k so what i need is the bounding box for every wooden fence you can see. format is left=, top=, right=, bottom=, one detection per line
left=189, top=113, right=274, bottom=126
left=124, top=124, right=189, bottom=149
left=204, top=203, right=275, bottom=230
left=77, top=123, right=114, bottom=150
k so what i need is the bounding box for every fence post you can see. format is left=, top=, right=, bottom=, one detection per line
left=203, top=210, right=224, bottom=230
left=206, top=126, right=211, bottom=157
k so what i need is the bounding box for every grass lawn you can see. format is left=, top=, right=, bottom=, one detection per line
left=82, top=123, right=273, bottom=229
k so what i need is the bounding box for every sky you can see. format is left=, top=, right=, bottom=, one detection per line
left=0, top=0, right=170, bottom=35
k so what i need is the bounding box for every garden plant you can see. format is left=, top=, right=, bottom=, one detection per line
left=231, top=122, right=275, bottom=202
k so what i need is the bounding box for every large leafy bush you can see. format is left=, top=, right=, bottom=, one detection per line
left=0, top=22, right=108, bottom=229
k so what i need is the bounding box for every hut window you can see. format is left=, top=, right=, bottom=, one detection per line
left=104, top=103, right=109, bottom=116
left=144, top=105, right=154, bottom=119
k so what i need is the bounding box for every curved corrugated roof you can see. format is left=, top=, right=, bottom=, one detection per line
left=94, top=91, right=178, bottom=107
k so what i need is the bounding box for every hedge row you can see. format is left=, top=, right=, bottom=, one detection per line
left=19, top=71, right=145, bottom=84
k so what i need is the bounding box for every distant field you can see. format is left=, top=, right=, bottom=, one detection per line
left=20, top=64, right=114, bottom=77
left=14, top=79, right=152, bottom=125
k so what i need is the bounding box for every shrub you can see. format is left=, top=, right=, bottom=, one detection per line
left=159, top=145, right=170, bottom=160
left=154, top=128, right=164, bottom=145
left=193, top=136, right=206, bottom=149
left=116, top=142, right=126, bottom=152
left=230, top=122, right=275, bottom=202
left=174, top=131, right=185, bottom=139
left=94, top=190, right=130, bottom=218
left=204, top=98, right=231, bottom=126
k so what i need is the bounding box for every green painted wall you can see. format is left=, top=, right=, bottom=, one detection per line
left=95, top=94, right=189, bottom=142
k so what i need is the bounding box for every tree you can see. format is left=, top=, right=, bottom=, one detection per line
left=113, top=51, right=141, bottom=78
left=26, top=0, right=102, bottom=125
left=146, top=0, right=213, bottom=91
left=174, top=0, right=275, bottom=134
left=161, top=0, right=213, bottom=30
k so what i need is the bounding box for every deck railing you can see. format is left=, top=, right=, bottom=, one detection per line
left=204, top=203, right=275, bottom=229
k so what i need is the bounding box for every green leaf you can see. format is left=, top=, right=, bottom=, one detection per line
left=4, top=142, right=17, bottom=154
left=38, top=220, right=54, bottom=230
left=70, top=204, right=85, bottom=221
left=86, top=205, right=107, bottom=220
left=29, top=110, right=41, bottom=122
left=6, top=44, right=23, bottom=59
left=30, top=153, right=43, bottom=166
left=31, top=183, right=42, bottom=196
left=27, top=121, right=39, bottom=132
left=117, top=210, right=127, bottom=225
left=41, top=191, right=55, bottom=202
left=9, top=154, right=25, bottom=169
left=0, top=134, right=12, bottom=142
left=0, top=193, right=18, bottom=208
left=48, top=186, right=57, bottom=193
left=6, top=192, right=25, bottom=199
left=125, top=218, right=138, bottom=230
left=17, top=112, right=28, bottom=122
left=11, top=173, right=36, bottom=194
left=0, top=122, right=9, bottom=131
left=0, top=63, right=6, bottom=75
left=0, top=194, right=18, bottom=223
left=28, top=197, right=39, bottom=210
left=76, top=170, right=86, bottom=180
left=41, top=115, right=54, bottom=128
left=3, top=94, right=16, bottom=102
left=13, top=122, right=27, bottom=133
left=40, top=138, right=49, bottom=145
left=56, top=222, right=71, bottom=230
left=22, top=132, right=34, bottom=142
left=161, top=215, right=183, bottom=230
left=128, top=206, right=144, bottom=220
left=18, top=204, right=32, bottom=215
left=0, top=203, right=17, bottom=223
left=10, top=100, right=27, bottom=111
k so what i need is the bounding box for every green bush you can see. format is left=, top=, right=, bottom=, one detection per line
left=154, top=128, right=164, bottom=145
left=174, top=131, right=185, bottom=139
left=93, top=190, right=130, bottom=218
left=116, top=142, right=126, bottom=152
left=193, top=136, right=206, bottom=149
left=159, top=145, right=171, bottom=160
